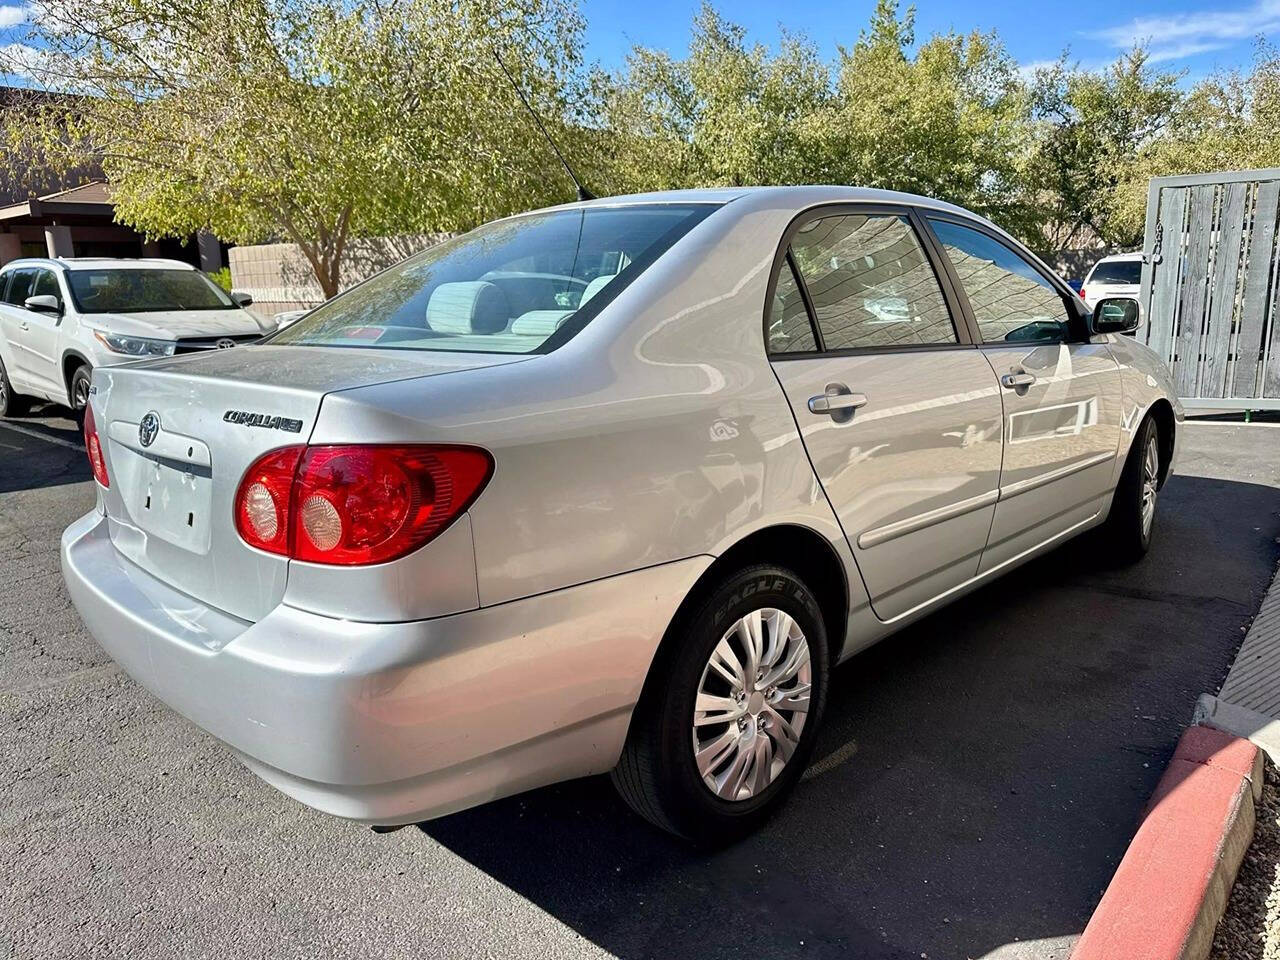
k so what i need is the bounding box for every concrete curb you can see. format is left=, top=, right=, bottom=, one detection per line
left=1071, top=724, right=1262, bottom=960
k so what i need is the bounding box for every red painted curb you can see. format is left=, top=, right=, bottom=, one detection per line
left=1072, top=725, right=1261, bottom=960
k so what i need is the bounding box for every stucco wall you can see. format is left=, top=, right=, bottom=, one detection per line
left=229, top=234, right=452, bottom=319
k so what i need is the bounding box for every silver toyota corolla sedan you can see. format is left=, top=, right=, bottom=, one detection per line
left=61, top=186, right=1181, bottom=842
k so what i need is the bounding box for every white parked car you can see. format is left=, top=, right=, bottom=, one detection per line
left=61, top=188, right=1181, bottom=842
left=0, top=257, right=274, bottom=416
left=1080, top=252, right=1142, bottom=312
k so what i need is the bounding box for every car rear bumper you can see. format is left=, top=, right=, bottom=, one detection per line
left=61, top=509, right=710, bottom=825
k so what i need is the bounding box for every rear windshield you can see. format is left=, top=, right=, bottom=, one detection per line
left=1087, top=259, right=1141, bottom=285
left=68, top=269, right=235, bottom=312
left=268, top=203, right=717, bottom=354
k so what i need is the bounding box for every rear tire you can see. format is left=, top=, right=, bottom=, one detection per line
left=0, top=356, right=30, bottom=418
left=1101, top=415, right=1160, bottom=564
left=612, top=564, right=829, bottom=844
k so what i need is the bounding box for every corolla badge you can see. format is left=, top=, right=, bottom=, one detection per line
left=216, top=338, right=237, bottom=349
left=138, top=411, right=160, bottom=447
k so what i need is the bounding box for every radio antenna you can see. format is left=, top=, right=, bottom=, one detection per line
left=492, top=47, right=594, bottom=202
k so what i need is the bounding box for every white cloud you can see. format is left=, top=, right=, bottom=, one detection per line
left=0, top=5, right=27, bottom=28
left=1090, top=0, right=1280, bottom=62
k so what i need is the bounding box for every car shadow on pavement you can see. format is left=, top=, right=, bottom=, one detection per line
left=0, top=405, right=90, bottom=495
left=422, top=472, right=1280, bottom=960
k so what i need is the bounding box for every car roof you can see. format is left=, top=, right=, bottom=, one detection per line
left=526, top=184, right=981, bottom=221
left=0, top=257, right=198, bottom=272
left=1091, top=252, right=1144, bottom=264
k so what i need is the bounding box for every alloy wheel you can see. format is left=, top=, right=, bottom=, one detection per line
left=73, top=373, right=90, bottom=409
left=1141, top=433, right=1159, bottom=538
left=691, top=607, right=812, bottom=801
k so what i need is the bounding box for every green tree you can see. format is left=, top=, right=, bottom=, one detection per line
left=602, top=1, right=1041, bottom=241
left=1, top=0, right=588, bottom=297
left=1030, top=48, right=1183, bottom=249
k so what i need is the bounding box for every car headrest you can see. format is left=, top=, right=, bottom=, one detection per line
left=510, top=310, right=573, bottom=336
left=426, top=281, right=509, bottom=334
left=580, top=274, right=616, bottom=307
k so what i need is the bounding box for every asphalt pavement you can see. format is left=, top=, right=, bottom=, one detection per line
left=2, top=406, right=1279, bottom=960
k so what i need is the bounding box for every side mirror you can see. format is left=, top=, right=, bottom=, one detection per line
left=1091, top=297, right=1140, bottom=335
left=231, top=291, right=254, bottom=308
left=24, top=294, right=62, bottom=315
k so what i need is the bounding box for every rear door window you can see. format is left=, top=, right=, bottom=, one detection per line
left=786, top=214, right=958, bottom=350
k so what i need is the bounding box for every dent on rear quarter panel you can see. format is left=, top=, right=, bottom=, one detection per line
left=309, top=195, right=867, bottom=614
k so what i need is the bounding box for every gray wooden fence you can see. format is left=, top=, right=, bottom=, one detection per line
left=1140, top=168, right=1280, bottom=410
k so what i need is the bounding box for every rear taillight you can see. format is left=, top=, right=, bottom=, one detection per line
left=1078, top=287, right=1087, bottom=301
left=233, top=444, right=493, bottom=566
left=84, top=405, right=109, bottom=488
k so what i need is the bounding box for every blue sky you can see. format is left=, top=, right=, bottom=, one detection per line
left=582, top=0, right=1280, bottom=82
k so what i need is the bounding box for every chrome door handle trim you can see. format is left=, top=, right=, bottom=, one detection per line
left=808, top=392, right=868, bottom=414
left=1000, top=372, right=1036, bottom=389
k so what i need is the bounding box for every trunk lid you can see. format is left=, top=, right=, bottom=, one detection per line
left=93, top=344, right=528, bottom=621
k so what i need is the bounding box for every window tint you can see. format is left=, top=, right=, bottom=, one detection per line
left=4, top=268, right=34, bottom=306
left=30, top=269, right=59, bottom=301
left=270, top=204, right=716, bottom=354
left=789, top=214, right=957, bottom=350
left=930, top=219, right=1072, bottom=344
left=768, top=258, right=817, bottom=353
left=1087, top=259, right=1141, bottom=285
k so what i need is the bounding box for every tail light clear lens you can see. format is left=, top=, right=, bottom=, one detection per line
left=233, top=444, right=493, bottom=566
left=83, top=405, right=109, bottom=487
left=234, top=445, right=304, bottom=554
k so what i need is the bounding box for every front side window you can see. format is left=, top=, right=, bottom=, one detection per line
left=67, top=269, right=234, bottom=313
left=4, top=268, right=34, bottom=306
left=270, top=203, right=717, bottom=354
left=788, top=214, right=957, bottom=350
left=767, top=258, right=817, bottom=353
left=30, top=269, right=59, bottom=301
left=930, top=219, right=1072, bottom=344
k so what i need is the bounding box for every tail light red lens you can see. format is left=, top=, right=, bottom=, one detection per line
left=233, top=444, right=493, bottom=566
left=1078, top=287, right=1087, bottom=301
left=83, top=405, right=110, bottom=488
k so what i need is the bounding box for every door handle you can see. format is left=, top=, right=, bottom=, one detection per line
left=808, top=390, right=869, bottom=415
left=18, top=321, right=28, bottom=332
left=1000, top=372, right=1036, bottom=389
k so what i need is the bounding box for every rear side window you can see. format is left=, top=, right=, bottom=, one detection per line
left=4, top=268, right=34, bottom=306
left=930, top=219, right=1072, bottom=344
left=767, top=258, right=817, bottom=353
left=787, top=214, right=957, bottom=350
left=270, top=203, right=717, bottom=354
left=1087, top=259, right=1141, bottom=285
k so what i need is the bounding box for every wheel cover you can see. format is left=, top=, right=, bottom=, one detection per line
left=691, top=607, right=812, bottom=802
left=1141, top=434, right=1159, bottom=538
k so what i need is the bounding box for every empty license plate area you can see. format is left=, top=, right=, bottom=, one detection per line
left=105, top=421, right=215, bottom=554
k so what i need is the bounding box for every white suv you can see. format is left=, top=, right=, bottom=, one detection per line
left=0, top=257, right=274, bottom=416
left=1080, top=252, right=1142, bottom=311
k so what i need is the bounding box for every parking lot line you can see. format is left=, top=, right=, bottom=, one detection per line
left=0, top=419, right=84, bottom=452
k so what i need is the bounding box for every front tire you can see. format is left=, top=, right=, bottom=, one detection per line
left=69, top=364, right=92, bottom=413
left=612, top=564, right=829, bottom=843
left=0, top=355, right=30, bottom=418
left=1102, top=415, right=1161, bottom=563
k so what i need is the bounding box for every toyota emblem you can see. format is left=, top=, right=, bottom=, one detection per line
left=138, top=411, right=160, bottom=448
left=216, top=338, right=237, bottom=349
